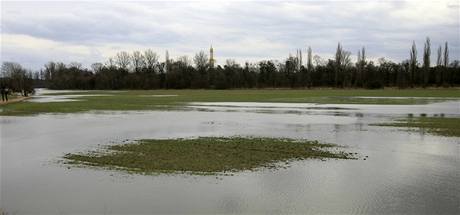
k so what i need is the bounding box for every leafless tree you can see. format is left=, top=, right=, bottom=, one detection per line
left=106, top=57, right=116, bottom=69
left=91, top=63, right=104, bottom=73
left=443, top=42, right=449, bottom=67
left=422, top=37, right=431, bottom=87
left=68, top=62, right=82, bottom=69
left=225, top=59, right=238, bottom=68
left=131, top=51, right=145, bottom=72
left=307, top=46, right=313, bottom=71
left=115, top=51, right=130, bottom=70
left=177, top=56, right=191, bottom=67
left=436, top=45, right=442, bottom=66
left=144, top=49, right=159, bottom=70
left=334, top=43, right=351, bottom=87
left=1, top=62, right=28, bottom=92
left=313, top=55, right=325, bottom=66
left=44, top=61, right=56, bottom=80
left=193, top=51, right=209, bottom=70
left=409, top=41, right=417, bottom=87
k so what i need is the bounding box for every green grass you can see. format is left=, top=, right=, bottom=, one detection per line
left=64, top=137, right=355, bottom=175
left=374, top=117, right=460, bottom=137
left=1, top=88, right=459, bottom=115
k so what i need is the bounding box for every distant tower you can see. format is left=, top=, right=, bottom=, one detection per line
left=209, top=45, right=215, bottom=68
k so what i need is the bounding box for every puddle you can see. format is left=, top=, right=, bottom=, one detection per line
left=1, top=98, right=459, bottom=214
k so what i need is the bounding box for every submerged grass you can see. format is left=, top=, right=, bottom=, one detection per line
left=374, top=117, right=460, bottom=137
left=1, top=88, right=459, bottom=115
left=64, top=137, right=355, bottom=175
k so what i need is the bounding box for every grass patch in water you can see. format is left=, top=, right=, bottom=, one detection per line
left=64, top=137, right=355, bottom=175
left=374, top=117, right=460, bottom=137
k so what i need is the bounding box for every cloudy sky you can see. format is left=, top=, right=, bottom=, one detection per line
left=1, top=0, right=459, bottom=70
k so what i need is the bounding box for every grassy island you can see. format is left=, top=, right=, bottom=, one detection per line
left=64, top=137, right=355, bottom=175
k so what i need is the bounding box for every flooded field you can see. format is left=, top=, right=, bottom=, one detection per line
left=1, top=91, right=459, bottom=214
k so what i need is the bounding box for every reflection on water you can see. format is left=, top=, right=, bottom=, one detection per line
left=189, top=101, right=460, bottom=117
left=1, top=100, right=459, bottom=214
left=29, top=94, right=112, bottom=103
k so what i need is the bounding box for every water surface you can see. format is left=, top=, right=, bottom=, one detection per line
left=1, top=97, right=459, bottom=214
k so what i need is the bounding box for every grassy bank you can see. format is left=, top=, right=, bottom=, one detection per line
left=1, top=88, right=459, bottom=115
left=374, top=117, right=460, bottom=137
left=64, top=137, right=355, bottom=175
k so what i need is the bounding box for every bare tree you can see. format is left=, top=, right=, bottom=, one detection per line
left=296, top=49, right=302, bottom=70
left=1, top=62, right=27, bottom=92
left=115, top=51, right=131, bottom=70
left=106, top=57, right=116, bottom=69
left=334, top=43, right=351, bottom=87
left=225, top=59, right=239, bottom=68
left=356, top=47, right=366, bottom=87
left=165, top=50, right=170, bottom=72
left=144, top=49, right=159, bottom=70
left=443, top=42, right=450, bottom=86
left=422, top=37, right=431, bottom=87
left=443, top=42, right=449, bottom=67
left=409, top=41, right=417, bottom=87
left=436, top=45, right=442, bottom=66
left=68, top=62, right=82, bottom=69
left=91, top=63, right=104, bottom=73
left=131, top=51, right=145, bottom=72
left=334, top=43, right=343, bottom=87
left=313, top=55, right=325, bottom=67
left=357, top=50, right=361, bottom=64
left=193, top=51, right=209, bottom=70
left=44, top=61, right=56, bottom=80
left=1, top=62, right=23, bottom=77
left=307, top=46, right=313, bottom=71
left=335, top=44, right=351, bottom=66
left=177, top=56, right=191, bottom=67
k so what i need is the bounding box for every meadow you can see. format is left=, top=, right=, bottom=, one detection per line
left=1, top=88, right=459, bottom=115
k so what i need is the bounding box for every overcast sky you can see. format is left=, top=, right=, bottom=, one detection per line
left=1, top=0, right=459, bottom=70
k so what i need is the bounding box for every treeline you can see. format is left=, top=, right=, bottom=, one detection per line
left=2, top=38, right=459, bottom=91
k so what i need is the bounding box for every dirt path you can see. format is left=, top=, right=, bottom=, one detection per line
left=0, top=96, right=30, bottom=105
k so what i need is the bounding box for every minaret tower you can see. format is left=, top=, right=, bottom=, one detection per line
left=209, top=45, right=215, bottom=68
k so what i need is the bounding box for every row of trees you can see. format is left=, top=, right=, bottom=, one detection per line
left=2, top=38, right=459, bottom=91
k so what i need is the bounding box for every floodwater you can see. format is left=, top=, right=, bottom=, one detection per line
left=1, top=93, right=459, bottom=214
left=29, top=94, right=112, bottom=103
left=28, top=89, right=112, bottom=103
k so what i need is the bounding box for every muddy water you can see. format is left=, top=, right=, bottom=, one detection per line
left=1, top=99, right=459, bottom=214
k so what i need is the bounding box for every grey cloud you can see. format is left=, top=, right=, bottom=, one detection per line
left=1, top=0, right=459, bottom=70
